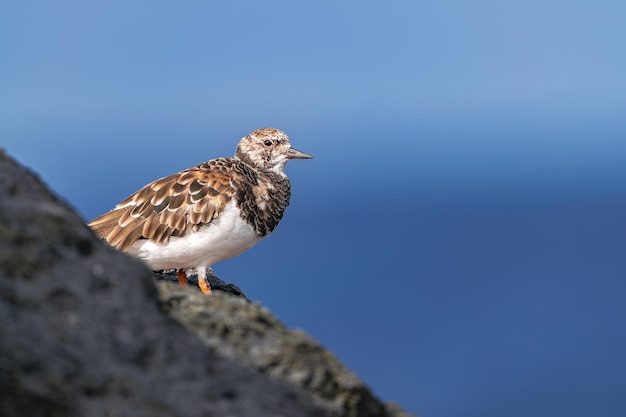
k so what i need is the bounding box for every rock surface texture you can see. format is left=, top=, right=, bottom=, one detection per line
left=156, top=280, right=413, bottom=417
left=0, top=150, right=415, bottom=417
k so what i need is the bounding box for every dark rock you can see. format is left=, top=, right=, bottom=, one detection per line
left=156, top=282, right=415, bottom=417
left=0, top=149, right=326, bottom=417
left=154, top=269, right=248, bottom=298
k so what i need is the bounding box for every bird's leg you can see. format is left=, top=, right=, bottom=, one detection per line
left=176, top=268, right=188, bottom=287
left=197, top=266, right=213, bottom=295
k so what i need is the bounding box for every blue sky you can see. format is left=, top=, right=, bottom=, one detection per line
left=2, top=2, right=626, bottom=416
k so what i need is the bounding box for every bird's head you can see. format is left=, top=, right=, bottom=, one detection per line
left=235, top=127, right=313, bottom=174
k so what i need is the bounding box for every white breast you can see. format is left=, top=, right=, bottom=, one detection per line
left=127, top=200, right=263, bottom=271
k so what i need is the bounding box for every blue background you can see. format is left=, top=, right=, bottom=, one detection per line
left=2, top=2, right=626, bottom=416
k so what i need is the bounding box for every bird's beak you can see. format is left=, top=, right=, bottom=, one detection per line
left=286, top=147, right=314, bottom=160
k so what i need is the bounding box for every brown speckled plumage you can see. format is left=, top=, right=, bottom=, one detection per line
left=88, top=127, right=312, bottom=294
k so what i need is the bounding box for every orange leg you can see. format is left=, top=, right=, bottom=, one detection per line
left=197, top=266, right=213, bottom=295
left=198, top=278, right=212, bottom=295
left=176, top=269, right=188, bottom=287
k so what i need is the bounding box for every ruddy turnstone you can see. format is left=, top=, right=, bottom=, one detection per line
left=88, top=127, right=312, bottom=294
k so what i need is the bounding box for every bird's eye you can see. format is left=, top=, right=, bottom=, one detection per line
left=263, top=140, right=272, bottom=146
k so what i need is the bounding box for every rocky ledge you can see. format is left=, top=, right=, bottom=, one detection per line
left=0, top=149, right=415, bottom=417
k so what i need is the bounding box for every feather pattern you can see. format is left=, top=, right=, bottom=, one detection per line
left=87, top=127, right=313, bottom=295
left=89, top=158, right=245, bottom=250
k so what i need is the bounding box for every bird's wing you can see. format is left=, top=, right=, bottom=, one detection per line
left=88, top=158, right=254, bottom=250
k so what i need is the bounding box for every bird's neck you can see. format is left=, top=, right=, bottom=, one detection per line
left=235, top=155, right=288, bottom=178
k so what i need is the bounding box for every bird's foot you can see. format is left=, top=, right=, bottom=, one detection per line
left=197, top=266, right=213, bottom=295
left=198, top=277, right=213, bottom=295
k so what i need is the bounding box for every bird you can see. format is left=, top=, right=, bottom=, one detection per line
left=88, top=127, right=313, bottom=294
